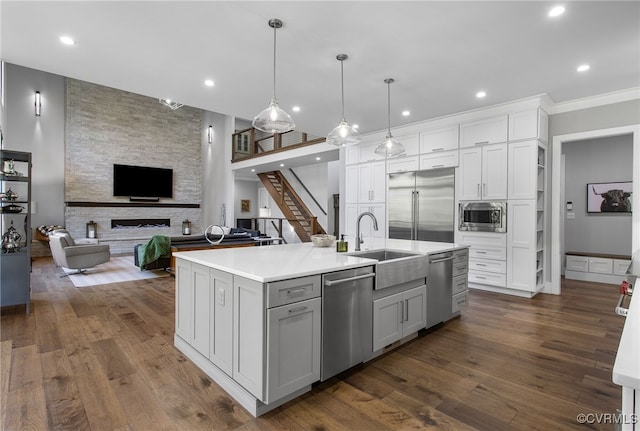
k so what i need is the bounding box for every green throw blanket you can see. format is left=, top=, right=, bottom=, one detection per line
left=138, top=235, right=171, bottom=270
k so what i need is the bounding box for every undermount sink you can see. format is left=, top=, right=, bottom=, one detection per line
left=347, top=249, right=422, bottom=261
left=347, top=249, right=428, bottom=289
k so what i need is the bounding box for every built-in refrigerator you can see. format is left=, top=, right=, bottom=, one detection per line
left=388, top=168, right=455, bottom=242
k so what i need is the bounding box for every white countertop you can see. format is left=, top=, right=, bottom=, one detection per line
left=173, top=239, right=466, bottom=283
left=612, top=250, right=640, bottom=390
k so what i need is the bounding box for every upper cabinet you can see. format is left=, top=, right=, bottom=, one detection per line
left=395, top=132, right=420, bottom=156
left=420, top=124, right=459, bottom=153
left=459, top=115, right=508, bottom=148
left=508, top=108, right=549, bottom=143
left=459, top=143, right=508, bottom=201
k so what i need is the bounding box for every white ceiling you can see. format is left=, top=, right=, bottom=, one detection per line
left=2, top=1, right=639, bottom=139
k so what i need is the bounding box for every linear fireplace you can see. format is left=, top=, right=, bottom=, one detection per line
left=111, top=218, right=171, bottom=229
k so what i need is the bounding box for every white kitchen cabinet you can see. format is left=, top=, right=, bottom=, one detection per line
left=357, top=138, right=387, bottom=163
left=459, top=143, right=507, bottom=200
left=266, top=297, right=321, bottom=404
left=419, top=151, right=459, bottom=170
left=508, top=140, right=545, bottom=199
left=420, top=124, right=459, bottom=153
left=460, top=115, right=508, bottom=148
left=358, top=161, right=386, bottom=203
left=233, top=275, right=265, bottom=399
left=345, top=165, right=359, bottom=203
left=357, top=203, right=386, bottom=241
left=210, top=268, right=233, bottom=376
left=344, top=144, right=360, bottom=165
left=192, top=263, right=212, bottom=357
left=458, top=231, right=507, bottom=289
left=175, top=258, right=192, bottom=341
left=508, top=108, right=548, bottom=143
left=395, top=132, right=420, bottom=156
left=507, top=200, right=538, bottom=292
left=387, top=155, right=419, bottom=174
left=373, top=285, right=426, bottom=351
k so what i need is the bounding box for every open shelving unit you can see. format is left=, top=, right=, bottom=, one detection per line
left=1, top=150, right=32, bottom=312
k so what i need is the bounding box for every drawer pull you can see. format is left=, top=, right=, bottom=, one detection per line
left=475, top=263, right=487, bottom=267
left=476, top=275, right=487, bottom=279
left=432, top=147, right=445, bottom=152
left=474, top=141, right=490, bottom=146
left=475, top=251, right=486, bottom=254
left=288, top=306, right=308, bottom=314
left=286, top=288, right=306, bottom=295
left=431, top=164, right=444, bottom=168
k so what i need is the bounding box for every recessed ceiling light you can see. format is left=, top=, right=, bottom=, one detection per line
left=204, top=79, right=214, bottom=87
left=353, top=124, right=359, bottom=129
left=280, top=163, right=285, bottom=167
left=59, top=36, right=76, bottom=45
left=251, top=169, right=256, bottom=172
left=549, top=6, right=565, bottom=17
left=292, top=106, right=301, bottom=112
left=476, top=91, right=487, bottom=98
left=315, top=157, right=321, bottom=161
left=577, top=64, right=591, bottom=72
left=402, top=110, right=410, bottom=116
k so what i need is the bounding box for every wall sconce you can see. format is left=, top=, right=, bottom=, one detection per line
left=34, top=91, right=41, bottom=116
left=182, top=219, right=191, bottom=235
left=207, top=125, right=213, bottom=144
left=86, top=220, right=97, bottom=239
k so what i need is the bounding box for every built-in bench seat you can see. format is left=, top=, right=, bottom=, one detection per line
left=565, top=251, right=631, bottom=285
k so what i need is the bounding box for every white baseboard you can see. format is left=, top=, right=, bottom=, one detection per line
left=564, top=270, right=624, bottom=285
left=468, top=282, right=537, bottom=298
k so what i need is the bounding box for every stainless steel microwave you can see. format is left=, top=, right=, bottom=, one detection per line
left=459, top=201, right=507, bottom=233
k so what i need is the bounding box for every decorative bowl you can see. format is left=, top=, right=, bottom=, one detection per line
left=310, top=234, right=336, bottom=247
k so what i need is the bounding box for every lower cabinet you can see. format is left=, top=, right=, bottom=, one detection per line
left=373, top=285, right=426, bottom=351
left=266, top=297, right=321, bottom=404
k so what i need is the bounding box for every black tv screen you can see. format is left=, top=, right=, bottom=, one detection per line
left=113, top=164, right=173, bottom=198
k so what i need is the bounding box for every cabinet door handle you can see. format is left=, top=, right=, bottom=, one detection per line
left=477, top=184, right=481, bottom=197
left=483, top=183, right=486, bottom=196
left=474, top=141, right=489, bottom=146
left=288, top=306, right=308, bottom=314
left=405, top=299, right=409, bottom=322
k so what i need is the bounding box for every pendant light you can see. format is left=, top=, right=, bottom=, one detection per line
left=374, top=78, right=405, bottom=158
left=252, top=18, right=295, bottom=134
left=326, top=54, right=361, bottom=147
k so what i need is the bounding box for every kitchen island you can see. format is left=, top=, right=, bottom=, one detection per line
left=173, top=239, right=468, bottom=416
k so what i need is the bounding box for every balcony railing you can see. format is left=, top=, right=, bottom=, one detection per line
left=231, top=128, right=325, bottom=162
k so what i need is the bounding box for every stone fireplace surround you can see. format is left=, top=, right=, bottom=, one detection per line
left=64, top=79, right=204, bottom=254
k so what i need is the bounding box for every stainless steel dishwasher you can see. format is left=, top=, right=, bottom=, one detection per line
left=427, top=251, right=454, bottom=328
left=321, top=266, right=375, bottom=381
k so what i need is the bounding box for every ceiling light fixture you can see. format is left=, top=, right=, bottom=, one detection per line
left=204, top=79, right=214, bottom=87
left=292, top=106, right=301, bottom=112
left=577, top=64, right=591, bottom=72
left=476, top=91, right=487, bottom=98
left=159, top=98, right=183, bottom=110
left=374, top=78, right=405, bottom=158
left=59, top=36, right=76, bottom=45
left=402, top=110, right=410, bottom=116
left=252, top=18, right=295, bottom=134
left=34, top=91, right=41, bottom=116
left=549, top=6, right=565, bottom=17
left=326, top=54, right=361, bottom=147
left=207, top=125, right=213, bottom=144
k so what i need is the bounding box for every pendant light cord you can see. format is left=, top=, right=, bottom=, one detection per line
left=340, top=59, right=345, bottom=120
left=272, top=23, right=277, bottom=100
left=387, top=79, right=392, bottom=136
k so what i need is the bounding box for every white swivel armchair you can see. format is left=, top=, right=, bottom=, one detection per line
left=49, top=230, right=110, bottom=276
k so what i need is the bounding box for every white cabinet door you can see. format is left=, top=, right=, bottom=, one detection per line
left=373, top=292, right=403, bottom=351
left=507, top=200, right=536, bottom=291
left=266, top=297, right=321, bottom=404
left=345, top=165, right=359, bottom=203
left=344, top=203, right=358, bottom=239
left=481, top=143, right=507, bottom=200
left=508, top=109, right=548, bottom=143
left=175, top=258, right=192, bottom=341
left=357, top=163, right=373, bottom=203
left=419, top=151, right=459, bottom=170
left=370, top=161, right=386, bottom=203
left=460, top=115, right=508, bottom=148
left=403, top=285, right=427, bottom=335
left=420, top=124, right=459, bottom=153
left=458, top=148, right=483, bottom=200
left=457, top=143, right=506, bottom=201
left=357, top=203, right=386, bottom=240
left=387, top=155, right=419, bottom=174
left=508, top=140, right=538, bottom=199
left=210, top=268, right=233, bottom=376
left=233, top=275, right=265, bottom=400
left=344, top=145, right=360, bottom=165
left=191, top=263, right=211, bottom=357
left=395, top=132, right=420, bottom=156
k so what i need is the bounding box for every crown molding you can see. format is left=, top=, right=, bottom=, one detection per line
left=548, top=87, right=640, bottom=115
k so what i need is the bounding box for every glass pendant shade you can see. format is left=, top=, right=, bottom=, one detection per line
left=327, top=119, right=361, bottom=147
left=374, top=78, right=405, bottom=158
left=375, top=133, right=406, bottom=157
left=327, top=54, right=361, bottom=147
left=252, top=18, right=295, bottom=134
left=253, top=97, right=295, bottom=134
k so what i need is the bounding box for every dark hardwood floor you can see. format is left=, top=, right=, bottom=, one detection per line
left=1, top=256, right=625, bottom=430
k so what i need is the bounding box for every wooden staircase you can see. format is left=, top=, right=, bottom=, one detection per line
left=257, top=171, right=326, bottom=242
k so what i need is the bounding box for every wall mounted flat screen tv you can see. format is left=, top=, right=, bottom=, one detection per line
left=113, top=164, right=173, bottom=198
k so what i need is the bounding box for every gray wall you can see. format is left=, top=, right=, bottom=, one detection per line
left=3, top=63, right=66, bottom=227
left=550, top=99, right=640, bottom=137
left=562, top=134, right=633, bottom=255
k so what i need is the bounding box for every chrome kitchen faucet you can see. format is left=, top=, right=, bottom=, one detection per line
left=355, top=211, right=379, bottom=251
